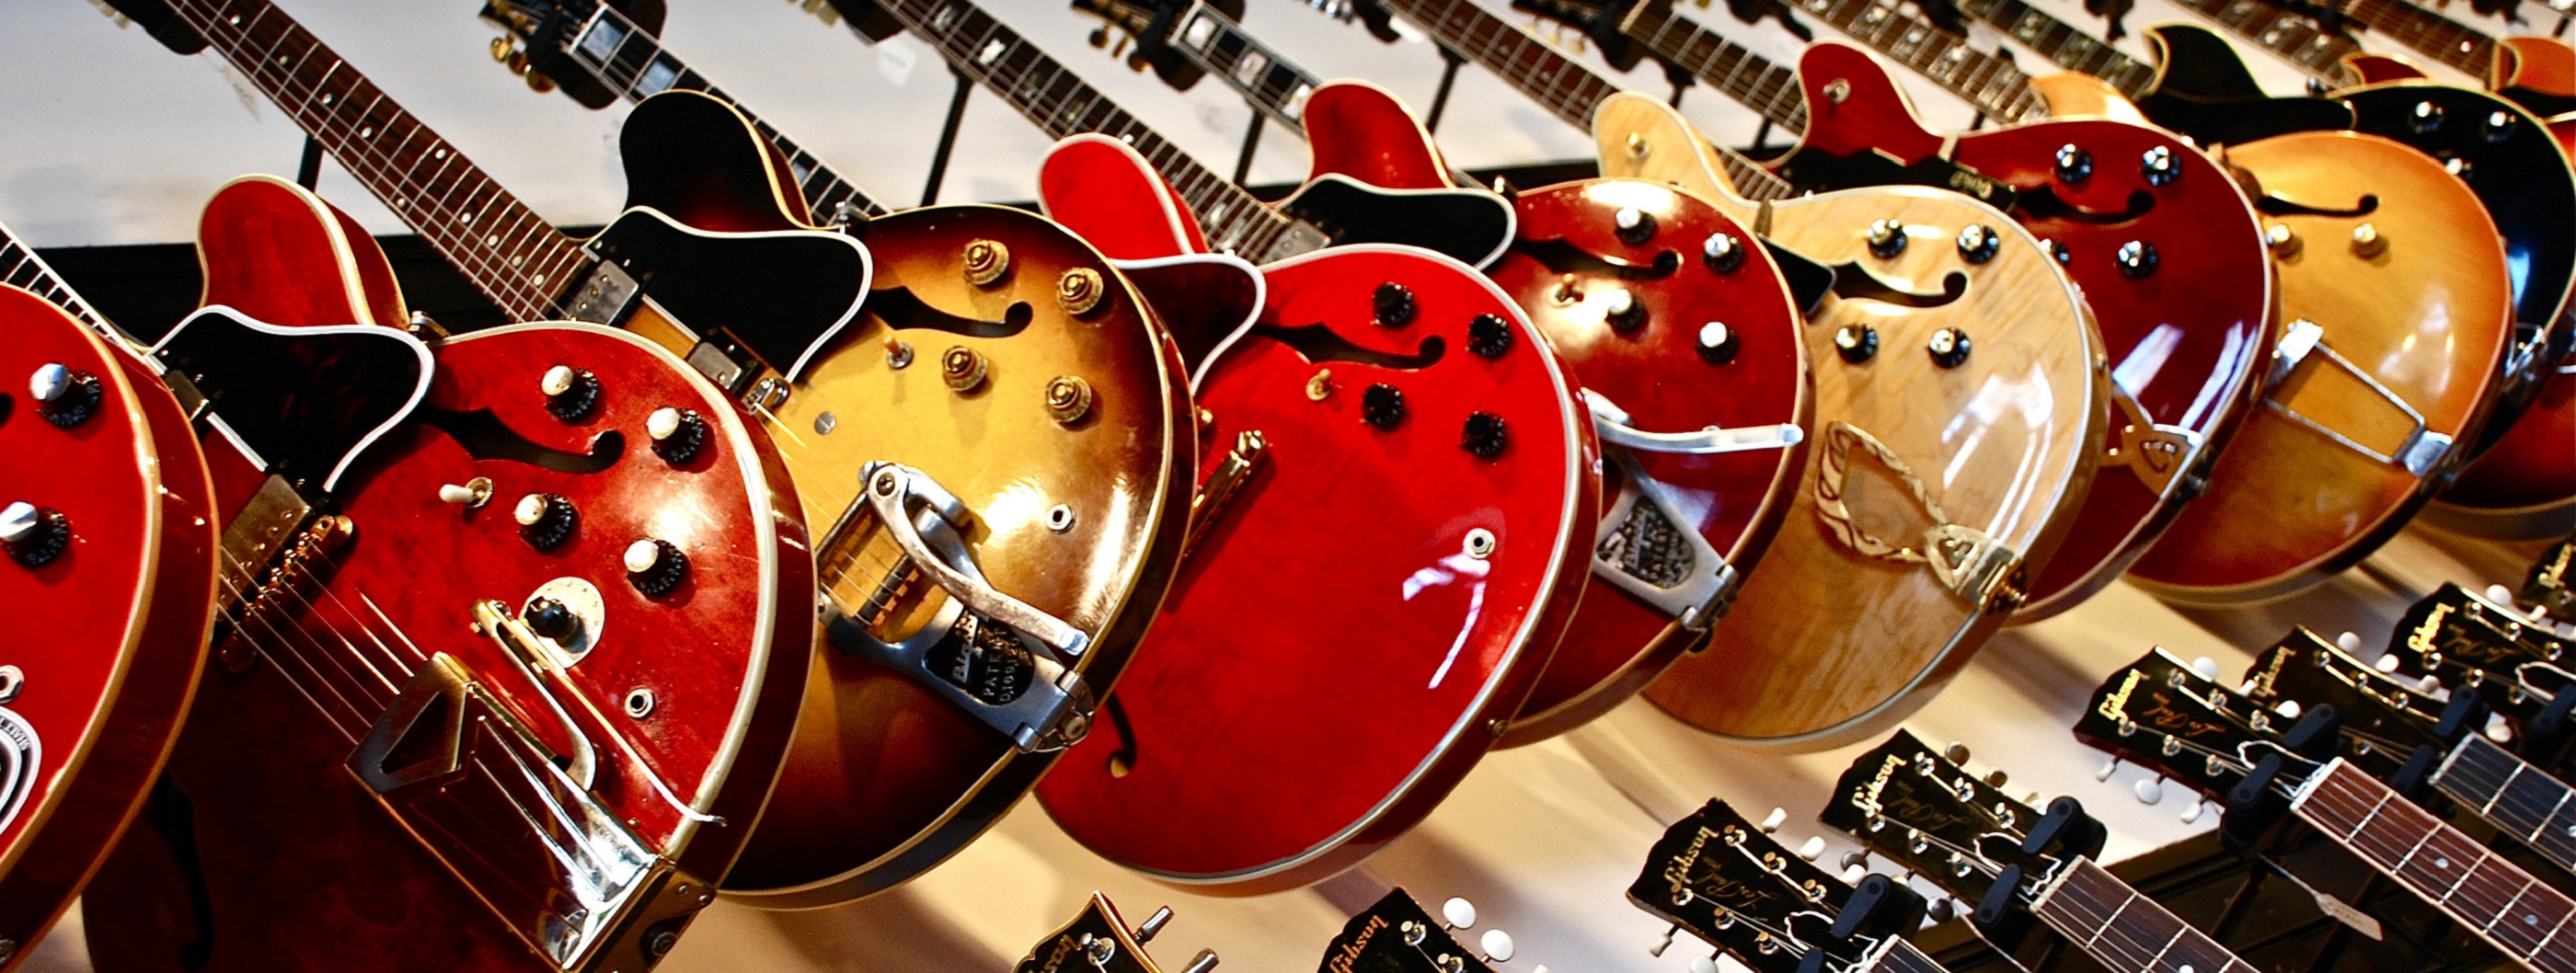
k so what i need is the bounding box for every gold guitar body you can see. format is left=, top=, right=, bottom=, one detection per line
left=1593, top=94, right=2108, bottom=748
left=2127, top=132, right=2515, bottom=603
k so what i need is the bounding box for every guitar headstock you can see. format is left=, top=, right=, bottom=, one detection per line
left=2389, top=583, right=2575, bottom=682
left=477, top=0, right=667, bottom=109
left=1015, top=895, right=1216, bottom=973
left=2076, top=648, right=2348, bottom=850
left=1318, top=888, right=1536, bottom=973
left=1501, top=0, right=1651, bottom=72
left=2246, top=629, right=2464, bottom=780
left=1821, top=731, right=2098, bottom=945
left=1628, top=801, right=1920, bottom=973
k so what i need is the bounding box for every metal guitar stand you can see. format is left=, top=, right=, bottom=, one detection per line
left=295, top=135, right=325, bottom=191
left=1232, top=112, right=1265, bottom=187
left=920, top=63, right=975, bottom=207
left=1422, top=45, right=1468, bottom=134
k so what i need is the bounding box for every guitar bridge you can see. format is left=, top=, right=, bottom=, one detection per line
left=819, top=462, right=1096, bottom=751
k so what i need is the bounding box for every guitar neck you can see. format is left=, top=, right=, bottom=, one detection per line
left=161, top=0, right=589, bottom=323
left=2153, top=0, right=2366, bottom=81
left=2434, top=735, right=2576, bottom=875
left=1643, top=0, right=2052, bottom=126
left=2295, top=758, right=2576, bottom=971
left=551, top=5, right=889, bottom=223
left=0, top=221, right=113, bottom=338
left=873, top=0, right=1319, bottom=262
left=1616, top=2, right=1811, bottom=131
left=1869, top=938, right=1955, bottom=973
left=1371, top=0, right=1799, bottom=199
left=2030, top=859, right=2260, bottom=973
left=1949, top=0, right=2158, bottom=101
left=1155, top=0, right=1324, bottom=134
left=2331, top=0, right=2497, bottom=77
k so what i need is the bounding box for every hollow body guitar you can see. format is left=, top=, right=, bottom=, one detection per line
left=0, top=231, right=217, bottom=970
left=1087, top=2, right=1821, bottom=745
left=1032, top=133, right=1599, bottom=891
left=81, top=177, right=816, bottom=973
left=1594, top=95, right=2105, bottom=747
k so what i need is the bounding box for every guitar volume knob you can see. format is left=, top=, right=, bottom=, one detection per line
left=1461, top=411, right=1509, bottom=460
left=1701, top=232, right=1744, bottom=273
left=647, top=406, right=707, bottom=464
left=1466, top=314, right=1513, bottom=359
left=1373, top=282, right=1417, bottom=326
left=2053, top=143, right=2092, bottom=182
left=1926, top=327, right=1972, bottom=368
left=1602, top=289, right=1647, bottom=332
left=2139, top=145, right=2179, bottom=186
left=2410, top=100, right=2444, bottom=133
left=1866, top=219, right=1907, bottom=258
left=1613, top=207, right=1657, bottom=245
left=1834, top=324, right=1880, bottom=363
left=1362, top=383, right=1407, bottom=430
left=2485, top=109, right=2518, bottom=142
left=0, top=502, right=68, bottom=568
left=29, top=363, right=101, bottom=428
left=2115, top=241, right=2158, bottom=278
left=541, top=365, right=600, bottom=421
left=1696, top=322, right=1740, bottom=364
left=624, top=538, right=688, bottom=596
left=1954, top=224, right=2000, bottom=264
left=514, top=493, right=578, bottom=550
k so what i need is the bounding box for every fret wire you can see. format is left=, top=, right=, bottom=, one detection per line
left=2303, top=763, right=2576, bottom=967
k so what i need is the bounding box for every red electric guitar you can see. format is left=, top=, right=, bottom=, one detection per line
left=0, top=223, right=217, bottom=969
left=1070, top=2, right=1818, bottom=744
left=80, top=176, right=817, bottom=973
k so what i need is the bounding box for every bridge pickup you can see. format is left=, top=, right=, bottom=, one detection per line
left=820, top=463, right=1097, bottom=751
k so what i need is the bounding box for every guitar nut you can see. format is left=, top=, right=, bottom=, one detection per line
left=1045, top=375, right=1094, bottom=425
left=1056, top=268, right=1106, bottom=315
left=962, top=239, right=1011, bottom=285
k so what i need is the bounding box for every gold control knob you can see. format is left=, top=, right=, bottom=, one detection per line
left=1045, top=375, right=1094, bottom=425
left=1057, top=268, right=1106, bottom=315
left=941, top=346, right=987, bottom=393
left=963, top=239, right=1011, bottom=286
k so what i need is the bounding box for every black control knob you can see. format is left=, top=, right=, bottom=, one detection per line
left=1955, top=224, right=2000, bottom=264
left=647, top=406, right=707, bottom=464
left=2115, top=241, right=2158, bottom=279
left=1602, top=289, right=1648, bottom=333
left=1361, top=383, right=1407, bottom=430
left=514, top=493, right=578, bottom=549
left=2044, top=239, right=2072, bottom=265
left=1834, top=324, right=1880, bottom=363
left=1702, top=232, right=1744, bottom=273
left=1613, top=207, right=1657, bottom=245
left=2485, top=109, right=2519, bottom=143
left=1866, top=219, right=1908, bottom=258
left=625, top=538, right=688, bottom=596
left=2053, top=143, right=2093, bottom=182
left=1461, top=411, right=1509, bottom=460
left=524, top=596, right=580, bottom=641
left=542, top=365, right=601, bottom=421
left=2139, top=145, right=2179, bottom=187
left=1926, top=327, right=1972, bottom=368
left=1373, top=282, right=1417, bottom=327
left=0, top=502, right=68, bottom=568
left=1696, top=322, right=1741, bottom=364
left=2410, top=100, right=2444, bottom=133
left=30, top=363, right=101, bottom=429
left=1466, top=314, right=1513, bottom=359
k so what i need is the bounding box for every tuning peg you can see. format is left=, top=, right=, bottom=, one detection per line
left=2096, top=758, right=2122, bottom=782
left=1443, top=898, right=1478, bottom=930
left=2179, top=799, right=2206, bottom=825
left=2489, top=713, right=2517, bottom=743
left=1180, top=949, right=1219, bottom=973
left=1944, top=741, right=1972, bottom=764
left=1479, top=929, right=1516, bottom=963
left=2135, top=777, right=2166, bottom=805
left=2338, top=631, right=2363, bottom=652
left=1840, top=850, right=1870, bottom=870
left=2191, top=657, right=2221, bottom=680
left=1649, top=923, right=1681, bottom=956
left=2274, top=699, right=2303, bottom=719
left=1797, top=837, right=1826, bottom=861
left=1984, top=769, right=2009, bottom=789
left=525, top=71, right=557, bottom=95
left=1843, top=862, right=1869, bottom=885
left=1689, top=956, right=1722, bottom=973
left=1088, top=25, right=1111, bottom=47
left=489, top=36, right=517, bottom=63
left=1759, top=807, right=1788, bottom=833
left=2377, top=653, right=2403, bottom=673
left=2490, top=584, right=2517, bottom=607
left=1926, top=898, right=1959, bottom=923
left=1134, top=906, right=1173, bottom=944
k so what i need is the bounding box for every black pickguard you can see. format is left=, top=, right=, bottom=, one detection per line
left=1773, top=147, right=2019, bottom=211
left=154, top=308, right=428, bottom=490
left=1274, top=175, right=1516, bottom=268
left=586, top=208, right=868, bottom=373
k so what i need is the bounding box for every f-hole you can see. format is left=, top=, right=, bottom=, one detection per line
left=2016, top=187, right=2156, bottom=224
left=2256, top=193, right=2380, bottom=219
left=1828, top=266, right=1971, bottom=309
left=1252, top=324, right=1446, bottom=370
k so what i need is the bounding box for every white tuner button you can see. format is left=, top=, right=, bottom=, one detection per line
left=29, top=364, right=69, bottom=401
left=2191, top=657, right=2221, bottom=680
left=1797, top=836, right=1826, bottom=861
left=2135, top=777, right=2166, bottom=805
left=1480, top=929, right=1515, bottom=962
left=1690, top=957, right=1721, bottom=973
left=0, top=502, right=37, bottom=544
left=1759, top=807, right=1788, bottom=832
left=1442, top=898, right=1477, bottom=929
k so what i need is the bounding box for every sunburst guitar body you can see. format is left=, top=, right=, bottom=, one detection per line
left=1284, top=82, right=1814, bottom=744
left=1594, top=94, right=2106, bottom=748
left=1783, top=42, right=2276, bottom=620
left=1031, top=134, right=1599, bottom=891
left=0, top=266, right=216, bottom=969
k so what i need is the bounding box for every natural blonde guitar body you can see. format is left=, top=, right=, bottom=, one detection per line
left=1594, top=94, right=2107, bottom=747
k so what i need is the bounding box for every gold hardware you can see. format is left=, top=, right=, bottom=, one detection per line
left=963, top=239, right=1011, bottom=286
left=489, top=37, right=515, bottom=63
left=1626, top=132, right=1649, bottom=158
left=1824, top=79, right=1852, bottom=104
left=1045, top=375, right=1094, bottom=424
left=1305, top=369, right=1334, bottom=401
left=1056, top=268, right=1107, bottom=315
left=1812, top=421, right=2025, bottom=611
left=2350, top=223, right=2387, bottom=258
left=1552, top=273, right=1583, bottom=304
left=941, top=346, right=987, bottom=392
left=1182, top=430, right=1268, bottom=563
left=2264, top=223, right=2301, bottom=257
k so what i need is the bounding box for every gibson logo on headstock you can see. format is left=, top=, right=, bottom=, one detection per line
left=2408, top=602, right=2452, bottom=659
left=2539, top=546, right=2572, bottom=591
left=1326, top=914, right=1390, bottom=973
left=1031, top=937, right=1078, bottom=973
left=1661, top=826, right=1717, bottom=901
left=2097, top=669, right=2143, bottom=721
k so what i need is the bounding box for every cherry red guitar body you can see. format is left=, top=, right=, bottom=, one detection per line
left=1033, top=135, right=1599, bottom=891
left=85, top=178, right=813, bottom=973
left=1788, top=42, right=2277, bottom=620
left=1295, top=82, right=1813, bottom=744
left=0, top=280, right=216, bottom=968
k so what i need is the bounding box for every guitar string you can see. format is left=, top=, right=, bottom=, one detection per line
left=2305, top=767, right=2559, bottom=960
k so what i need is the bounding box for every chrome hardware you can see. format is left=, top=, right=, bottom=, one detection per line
left=1583, top=389, right=1804, bottom=455
left=743, top=375, right=789, bottom=412
left=623, top=688, right=656, bottom=719
left=0, top=667, right=21, bottom=704
left=1702, top=232, right=1744, bottom=272
left=1044, top=375, right=1094, bottom=425
left=521, top=577, right=605, bottom=667
left=2140, top=145, right=2179, bottom=186
left=1823, top=78, right=1851, bottom=103
left=2115, top=241, right=2158, bottom=278
left=1045, top=505, right=1076, bottom=532
left=1465, top=528, right=1498, bottom=559
left=822, top=463, right=1095, bottom=751
left=941, top=346, right=988, bottom=393
left=1835, top=324, right=1880, bottom=363
left=439, top=477, right=495, bottom=509
left=2053, top=144, right=2093, bottom=182
left=1813, top=421, right=2025, bottom=611
left=1183, top=431, right=1267, bottom=564
left=564, top=258, right=640, bottom=327
left=963, top=238, right=1011, bottom=285
left=884, top=338, right=914, bottom=369
left=2264, top=319, right=2452, bottom=475
left=1866, top=219, right=1907, bottom=258
left=1056, top=268, right=1107, bottom=315
left=1582, top=396, right=1750, bottom=631
left=1614, top=206, right=1657, bottom=244
left=472, top=601, right=599, bottom=790
left=1955, top=224, right=2000, bottom=263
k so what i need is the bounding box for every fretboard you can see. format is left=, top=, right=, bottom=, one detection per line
left=165, top=0, right=589, bottom=323
left=1372, top=0, right=1802, bottom=200
left=2295, top=758, right=2576, bottom=972
left=1619, top=2, right=1812, bottom=132
left=876, top=0, right=1320, bottom=262
left=1766, top=0, right=2049, bottom=124
left=1869, top=939, right=1953, bottom=973
left=0, top=221, right=110, bottom=338
left=2156, top=0, right=2367, bottom=80
left=2435, top=735, right=2576, bottom=874
left=555, top=6, right=887, bottom=223
left=1952, top=0, right=2159, bottom=99
left=1157, top=0, right=1323, bottom=133
left=2031, top=858, right=2260, bottom=973
left=2332, top=0, right=2497, bottom=77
